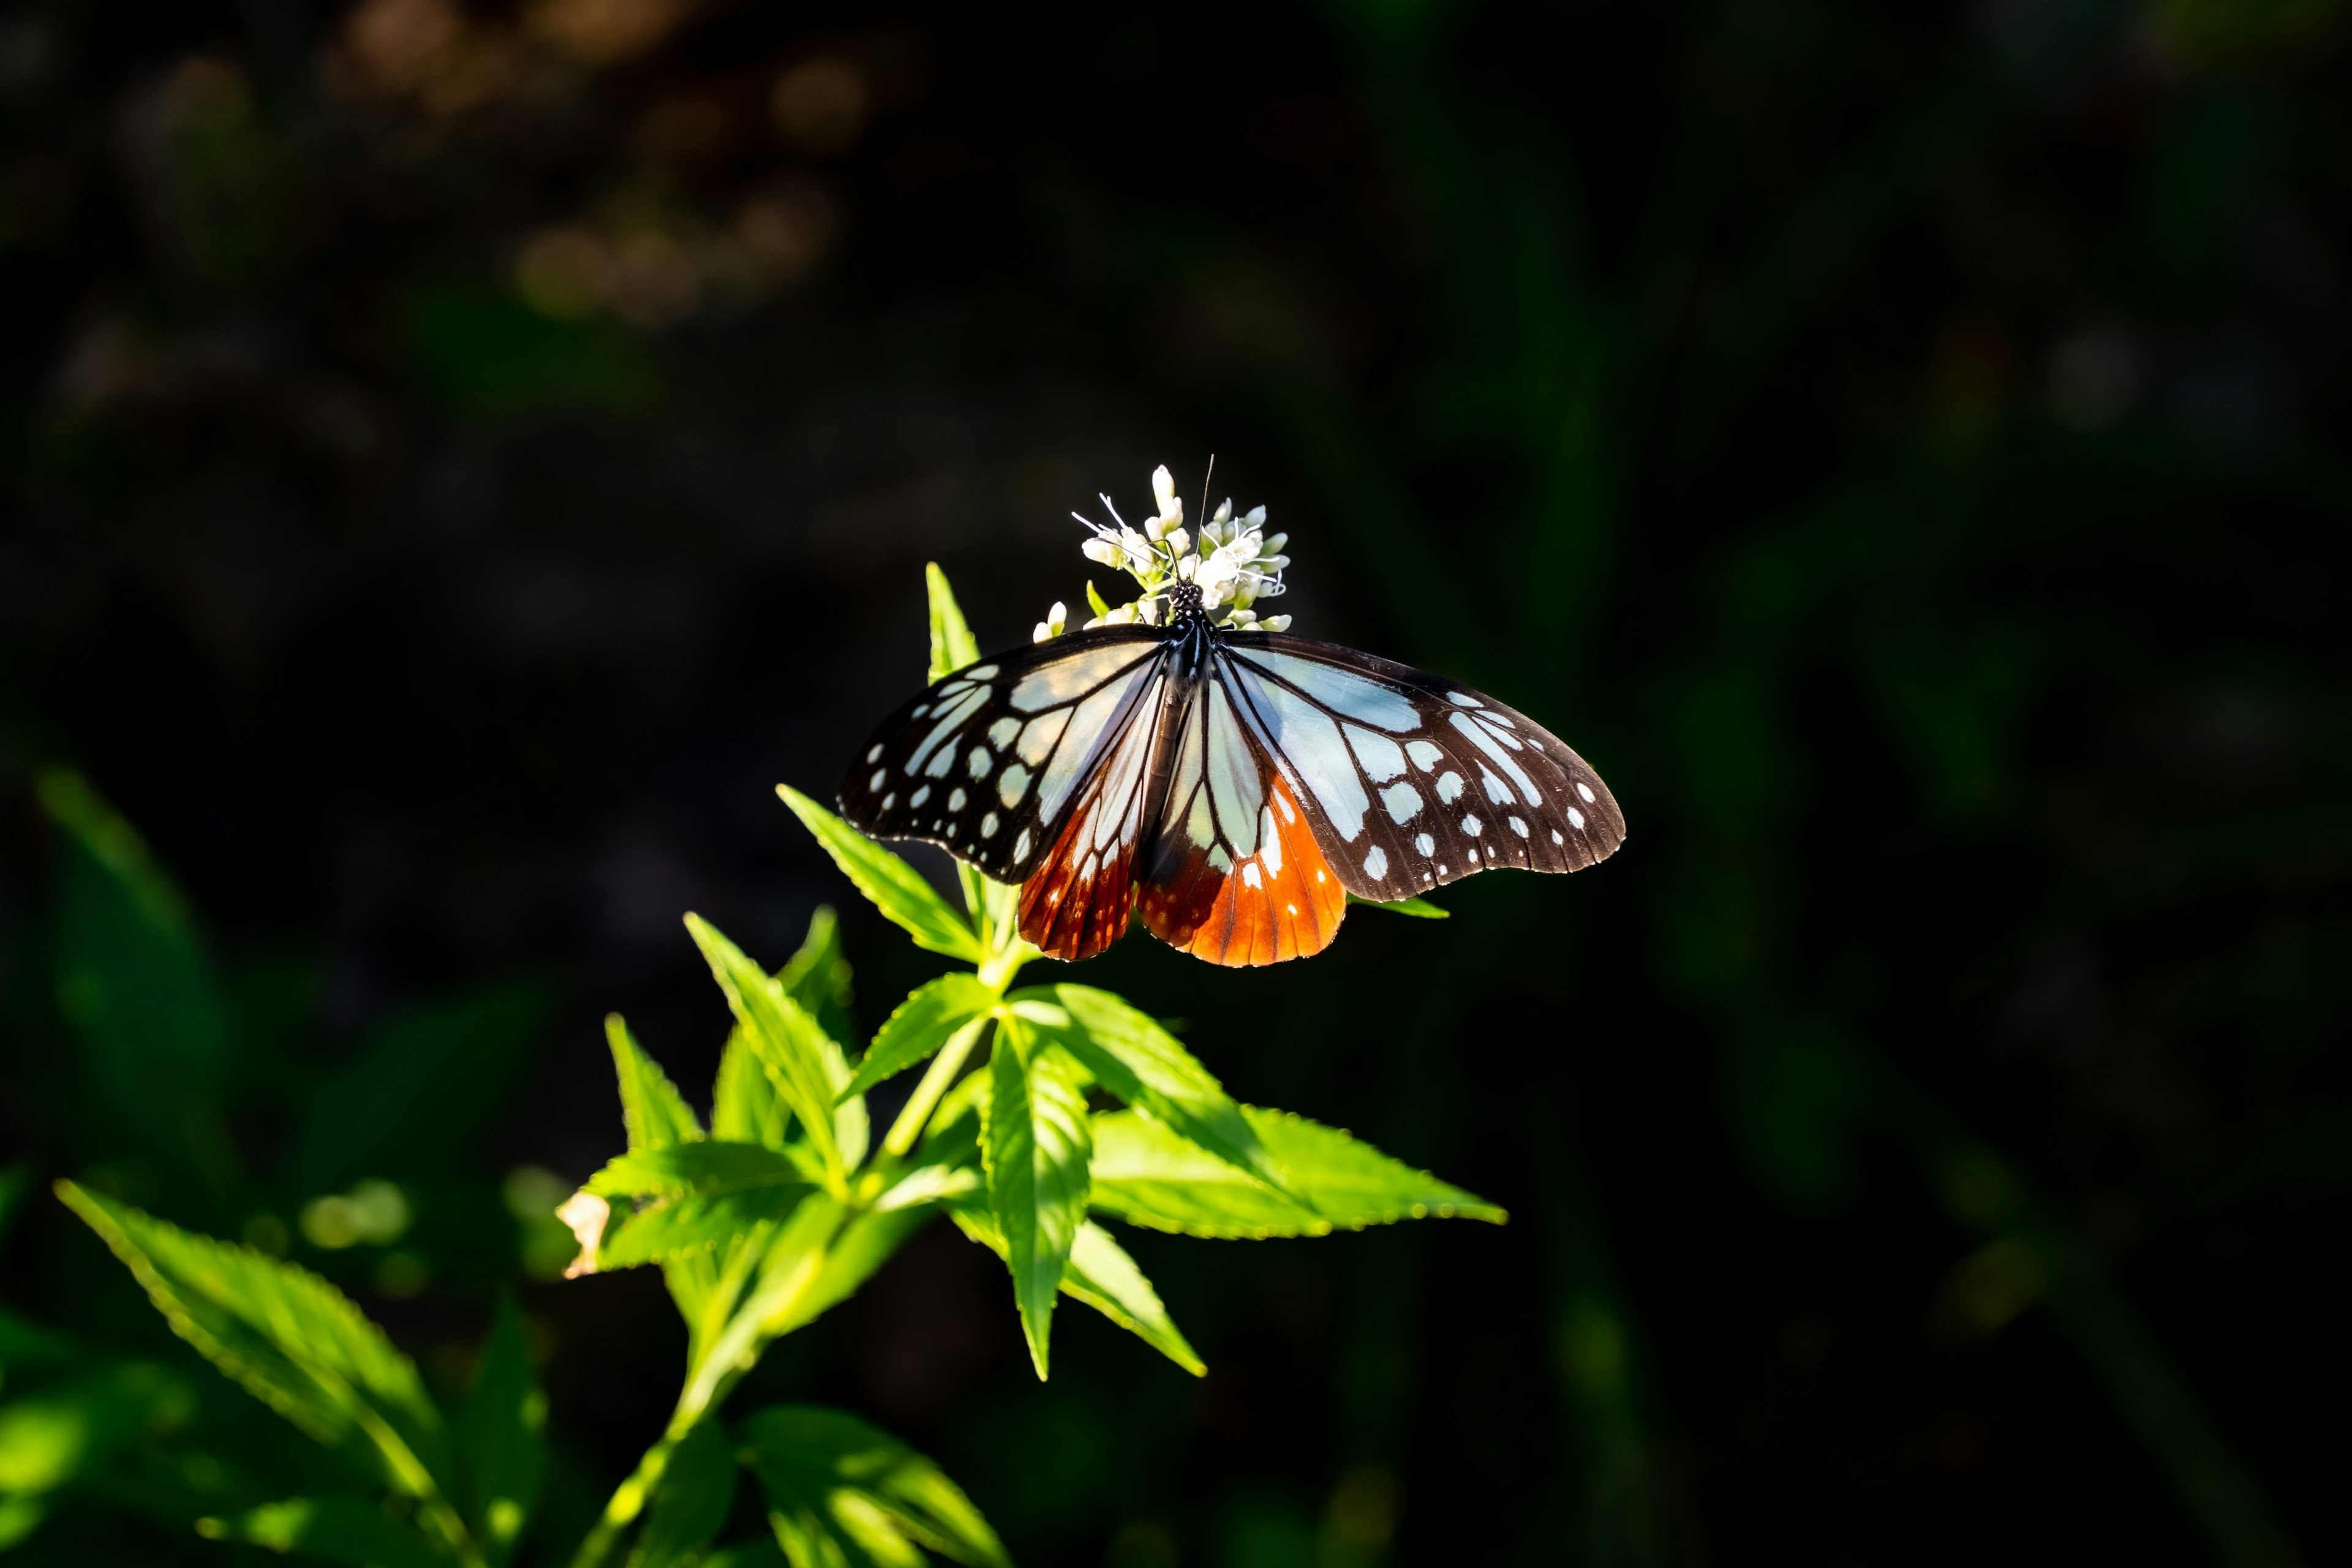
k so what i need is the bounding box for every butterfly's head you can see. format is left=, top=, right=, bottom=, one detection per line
left=1165, top=581, right=1205, bottom=625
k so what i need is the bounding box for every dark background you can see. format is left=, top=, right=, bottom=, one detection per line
left=4, top=0, right=2349, bottom=1562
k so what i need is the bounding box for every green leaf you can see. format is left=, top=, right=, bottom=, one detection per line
left=925, top=562, right=982, bottom=682
left=764, top=1205, right=934, bottom=1340
left=777, top=788, right=983, bottom=964
left=948, top=1205, right=1202, bottom=1378
left=687, top=917, right=863, bottom=1186
left=600, top=1189, right=813, bottom=1272
left=295, top=984, right=552, bottom=1195
left=1012, top=986, right=1287, bottom=1196
left=1086, top=1107, right=1507, bottom=1237
left=982, top=1034, right=1091, bottom=1379
left=627, top=1416, right=734, bottom=1568
left=40, top=769, right=236, bottom=1193
left=196, top=1496, right=453, bottom=1568
left=457, top=1297, right=544, bottom=1566
left=0, top=1363, right=196, bottom=1499
left=587, top=1143, right=807, bottom=1200
left=608, top=1015, right=706, bottom=1153
left=1345, top=892, right=1450, bottom=919
left=56, top=1182, right=451, bottom=1498
left=843, top=975, right=998, bottom=1102
left=739, top=1404, right=1011, bottom=1568
left=713, top=1028, right=793, bottom=1150
left=702, top=1542, right=791, bottom=1568
left=777, top=907, right=856, bottom=1049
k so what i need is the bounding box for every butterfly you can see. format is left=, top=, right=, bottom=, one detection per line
left=837, top=579, right=1624, bottom=965
left=837, top=582, right=1627, bottom=963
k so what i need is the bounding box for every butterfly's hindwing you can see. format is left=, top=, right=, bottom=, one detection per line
left=1137, top=682, right=1346, bottom=966
left=1216, top=636, right=1626, bottom=900
left=1016, top=658, right=1173, bottom=960
left=837, top=628, right=1168, bottom=884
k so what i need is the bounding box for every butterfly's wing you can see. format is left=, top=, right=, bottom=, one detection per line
left=1213, top=635, right=1626, bottom=899
left=1136, top=673, right=1348, bottom=967
left=837, top=628, right=1168, bottom=889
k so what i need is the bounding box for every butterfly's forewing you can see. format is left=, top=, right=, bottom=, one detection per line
left=1136, top=677, right=1347, bottom=966
left=837, top=628, right=1167, bottom=884
left=1215, top=636, right=1626, bottom=899
left=1016, top=656, right=1174, bottom=960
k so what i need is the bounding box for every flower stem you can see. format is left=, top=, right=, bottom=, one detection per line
left=883, top=1016, right=988, bottom=1158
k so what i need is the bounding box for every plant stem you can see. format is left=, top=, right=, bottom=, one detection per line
left=883, top=1016, right=987, bottom=1158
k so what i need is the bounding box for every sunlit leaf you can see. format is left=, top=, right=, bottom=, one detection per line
left=777, top=907, right=856, bottom=1050
left=456, top=1297, right=543, bottom=1566
left=764, top=1205, right=935, bottom=1340
left=687, top=917, right=862, bottom=1186
left=713, top=1028, right=793, bottom=1150
left=57, top=1183, right=451, bottom=1498
left=1345, top=892, right=1449, bottom=919
left=739, top=1404, right=1011, bottom=1568
left=608, top=1015, right=705, bottom=1153
left=949, top=1204, right=1201, bottom=1378
left=627, top=1415, right=734, bottom=1568
left=1087, top=1107, right=1506, bottom=1237
left=196, top=1495, right=452, bottom=1568
left=981, top=1032, right=1090, bottom=1379
left=843, top=975, right=998, bottom=1102
left=600, top=1189, right=813, bottom=1272
left=777, top=787, right=983, bottom=964
left=925, top=562, right=982, bottom=682
left=587, top=1143, right=807, bottom=1201
left=1011, top=986, right=1287, bottom=1196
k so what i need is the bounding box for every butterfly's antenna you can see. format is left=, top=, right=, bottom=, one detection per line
left=1199, top=454, right=1216, bottom=529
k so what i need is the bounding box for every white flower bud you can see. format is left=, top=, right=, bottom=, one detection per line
left=1245, top=505, right=1267, bottom=526
left=1260, top=614, right=1292, bottom=632
left=1164, top=527, right=1189, bottom=557
left=1137, top=597, right=1163, bottom=625
left=1262, top=532, right=1286, bottom=555
left=1031, top=600, right=1068, bottom=643
left=1152, top=465, right=1178, bottom=514
left=1213, top=499, right=1233, bottom=523
left=1081, top=538, right=1121, bottom=567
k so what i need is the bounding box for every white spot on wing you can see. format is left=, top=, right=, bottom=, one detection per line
left=1576, top=781, right=1597, bottom=804
left=1009, top=643, right=1152, bottom=714
left=948, top=788, right=967, bottom=812
left=998, top=763, right=1031, bottom=807
left=1259, top=807, right=1284, bottom=874
left=906, top=685, right=990, bottom=775
left=1381, top=782, right=1423, bottom=823
left=1018, top=710, right=1071, bottom=765
left=1406, top=740, right=1444, bottom=772
left=880, top=793, right=895, bottom=810
left=1462, top=815, right=1482, bottom=835
left=1569, top=807, right=1586, bottom=829
left=965, top=663, right=1000, bottom=680
left=967, top=747, right=993, bottom=779
left=1014, top=827, right=1031, bottom=860
left=924, top=746, right=956, bottom=778
left=869, top=769, right=887, bottom=791
left=1436, top=771, right=1464, bottom=804
left=1344, top=723, right=1408, bottom=783
left=1415, top=832, right=1434, bottom=854
left=1449, top=712, right=1540, bottom=804
left=988, top=717, right=1020, bottom=748
left=1510, top=816, right=1528, bottom=837
left=865, top=744, right=883, bottom=763
left=981, top=812, right=1000, bottom=837
left=1447, top=691, right=1483, bottom=707
left=1364, top=846, right=1389, bottom=880
left=1482, top=766, right=1515, bottom=804
left=910, top=785, right=930, bottom=807
left=1242, top=862, right=1262, bottom=888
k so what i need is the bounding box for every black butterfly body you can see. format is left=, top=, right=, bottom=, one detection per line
left=838, top=584, right=1625, bottom=965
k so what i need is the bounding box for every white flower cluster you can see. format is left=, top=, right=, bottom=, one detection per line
left=1035, top=465, right=1292, bottom=641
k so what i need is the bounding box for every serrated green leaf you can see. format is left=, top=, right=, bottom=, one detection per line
left=600, top=1188, right=813, bottom=1272
left=925, top=562, right=982, bottom=682
left=687, top=917, right=863, bottom=1186
left=296, top=985, right=551, bottom=1196
left=982, top=1034, right=1090, bottom=1380
left=56, top=1182, right=450, bottom=1500
left=627, top=1415, right=735, bottom=1568
left=195, top=1496, right=452, bottom=1567
left=1344, top=892, right=1450, bottom=919
left=948, top=1204, right=1201, bottom=1378
left=1012, top=986, right=1287, bottom=1196
left=457, top=1297, right=543, bottom=1566
left=608, top=1015, right=704, bottom=1154
left=739, top=1404, right=1011, bottom=1568
left=587, top=1143, right=806, bottom=1200
left=713, top=1028, right=793, bottom=1150
left=777, top=907, right=856, bottom=1048
left=843, top=976, right=998, bottom=1102
left=777, top=788, right=982, bottom=964
left=40, top=770, right=237, bottom=1196
left=1086, top=1107, right=1506, bottom=1237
